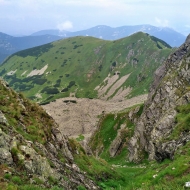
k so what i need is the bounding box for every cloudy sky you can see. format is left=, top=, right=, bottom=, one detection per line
left=0, top=0, right=190, bottom=36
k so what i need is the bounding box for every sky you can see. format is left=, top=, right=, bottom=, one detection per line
left=0, top=0, right=190, bottom=36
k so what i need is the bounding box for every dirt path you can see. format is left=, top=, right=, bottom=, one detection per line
left=42, top=94, right=147, bottom=138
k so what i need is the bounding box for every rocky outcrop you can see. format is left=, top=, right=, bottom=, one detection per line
left=0, top=111, right=8, bottom=125
left=109, top=124, right=126, bottom=157
left=129, top=34, right=190, bottom=163
left=0, top=79, right=98, bottom=189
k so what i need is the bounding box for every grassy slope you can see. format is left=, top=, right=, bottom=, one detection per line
left=0, top=80, right=64, bottom=189
left=0, top=33, right=172, bottom=103
left=88, top=104, right=190, bottom=189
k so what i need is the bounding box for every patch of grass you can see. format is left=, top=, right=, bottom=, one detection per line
left=167, top=103, right=190, bottom=140
left=77, top=185, right=86, bottom=190
left=69, top=138, right=124, bottom=186
left=48, top=176, right=58, bottom=185
left=76, top=134, right=85, bottom=141
left=4, top=173, right=11, bottom=180
left=11, top=176, right=22, bottom=185
left=15, top=125, right=46, bottom=144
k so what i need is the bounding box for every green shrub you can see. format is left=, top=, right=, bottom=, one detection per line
left=11, top=147, right=18, bottom=156
left=12, top=175, right=22, bottom=185
left=48, top=176, right=58, bottom=185
left=4, top=173, right=11, bottom=179
left=41, top=87, right=59, bottom=94
left=77, top=185, right=86, bottom=190
left=76, top=134, right=85, bottom=141
left=33, top=177, right=44, bottom=185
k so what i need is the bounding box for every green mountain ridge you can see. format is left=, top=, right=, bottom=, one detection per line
left=0, top=32, right=172, bottom=103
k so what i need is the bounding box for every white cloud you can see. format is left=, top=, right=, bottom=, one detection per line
left=57, top=21, right=73, bottom=31
left=155, top=17, right=169, bottom=27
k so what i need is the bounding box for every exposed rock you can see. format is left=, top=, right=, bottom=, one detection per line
left=109, top=134, right=122, bottom=157
left=0, top=127, right=13, bottom=165
left=80, top=139, right=93, bottom=155
left=0, top=111, right=8, bottom=125
left=127, top=49, right=134, bottom=60
left=0, top=78, right=99, bottom=189
left=109, top=126, right=127, bottom=157
left=128, top=106, right=140, bottom=122
left=129, top=34, right=190, bottom=163
left=0, top=148, right=13, bottom=165
left=131, top=58, right=139, bottom=67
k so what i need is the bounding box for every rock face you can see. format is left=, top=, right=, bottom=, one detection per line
left=109, top=124, right=126, bottom=157
left=129, top=34, right=190, bottom=163
left=0, top=79, right=98, bottom=189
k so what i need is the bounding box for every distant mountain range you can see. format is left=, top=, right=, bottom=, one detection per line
left=0, top=24, right=186, bottom=64
left=31, top=25, right=186, bottom=47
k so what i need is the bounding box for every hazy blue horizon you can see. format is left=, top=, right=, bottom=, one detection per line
left=0, top=0, right=189, bottom=36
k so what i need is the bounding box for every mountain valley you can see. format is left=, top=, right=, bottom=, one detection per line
left=0, top=32, right=172, bottom=140
left=0, top=32, right=190, bottom=189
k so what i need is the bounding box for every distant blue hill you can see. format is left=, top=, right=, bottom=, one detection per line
left=0, top=24, right=186, bottom=64
left=0, top=32, right=62, bottom=63
left=31, top=24, right=186, bottom=47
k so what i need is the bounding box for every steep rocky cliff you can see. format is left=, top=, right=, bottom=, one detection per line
left=129, top=34, right=190, bottom=163
left=0, top=79, right=98, bottom=189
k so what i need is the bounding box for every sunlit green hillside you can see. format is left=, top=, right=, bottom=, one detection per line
left=0, top=32, right=172, bottom=103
